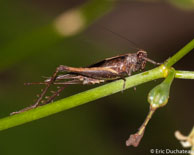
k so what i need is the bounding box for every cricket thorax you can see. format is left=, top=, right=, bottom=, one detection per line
left=135, top=50, right=147, bottom=71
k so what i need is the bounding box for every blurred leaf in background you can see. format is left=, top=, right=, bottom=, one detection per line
left=169, top=0, right=194, bottom=10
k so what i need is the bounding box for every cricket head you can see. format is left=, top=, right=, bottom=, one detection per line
left=137, top=50, right=147, bottom=70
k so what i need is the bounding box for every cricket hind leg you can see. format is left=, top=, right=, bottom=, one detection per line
left=26, top=77, right=103, bottom=107
left=11, top=69, right=103, bottom=115
left=41, top=77, right=104, bottom=107
left=41, top=85, right=66, bottom=106
left=41, top=79, right=85, bottom=106
left=11, top=65, right=69, bottom=115
left=42, top=77, right=99, bottom=106
left=44, top=74, right=82, bottom=82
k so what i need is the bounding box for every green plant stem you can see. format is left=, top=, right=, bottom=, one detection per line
left=165, top=39, right=194, bottom=67
left=0, top=67, right=194, bottom=131
left=0, top=66, right=165, bottom=131
left=175, top=70, right=194, bottom=79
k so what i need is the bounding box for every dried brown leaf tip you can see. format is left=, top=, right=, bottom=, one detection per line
left=126, top=106, right=156, bottom=147
left=126, top=131, right=145, bottom=147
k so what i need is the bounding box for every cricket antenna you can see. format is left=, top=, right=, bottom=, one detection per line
left=99, top=25, right=141, bottom=51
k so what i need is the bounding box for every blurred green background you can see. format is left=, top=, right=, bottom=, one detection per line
left=0, top=0, right=194, bottom=154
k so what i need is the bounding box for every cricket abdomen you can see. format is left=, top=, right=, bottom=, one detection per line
left=61, top=66, right=121, bottom=80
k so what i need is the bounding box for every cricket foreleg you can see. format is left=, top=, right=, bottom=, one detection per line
left=142, top=57, right=161, bottom=65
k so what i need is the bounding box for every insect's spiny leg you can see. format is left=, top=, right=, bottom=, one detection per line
left=10, top=106, right=37, bottom=115
left=10, top=85, right=51, bottom=115
left=24, top=82, right=48, bottom=85
left=32, top=84, right=49, bottom=107
left=11, top=66, right=65, bottom=115
left=41, top=85, right=66, bottom=106
left=31, top=66, right=64, bottom=108
left=24, top=82, right=79, bottom=85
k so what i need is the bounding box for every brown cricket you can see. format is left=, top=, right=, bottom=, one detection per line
left=11, top=50, right=161, bottom=147
left=11, top=50, right=159, bottom=115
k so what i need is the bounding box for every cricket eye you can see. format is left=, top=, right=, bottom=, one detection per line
left=137, top=51, right=147, bottom=58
